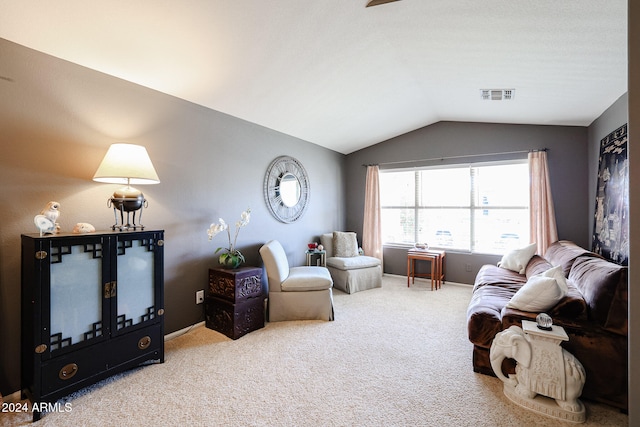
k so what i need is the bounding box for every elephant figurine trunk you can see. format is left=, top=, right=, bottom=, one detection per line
left=489, top=322, right=587, bottom=423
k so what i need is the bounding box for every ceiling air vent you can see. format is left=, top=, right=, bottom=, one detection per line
left=480, top=89, right=515, bottom=100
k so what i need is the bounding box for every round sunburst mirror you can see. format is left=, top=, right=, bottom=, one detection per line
left=263, top=156, right=310, bottom=223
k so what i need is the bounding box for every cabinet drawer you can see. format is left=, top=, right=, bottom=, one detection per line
left=41, top=342, right=108, bottom=395
left=108, top=324, right=163, bottom=368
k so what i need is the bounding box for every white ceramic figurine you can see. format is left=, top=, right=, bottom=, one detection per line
left=34, top=201, right=61, bottom=236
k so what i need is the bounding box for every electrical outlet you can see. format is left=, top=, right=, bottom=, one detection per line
left=196, top=290, right=204, bottom=304
left=465, top=263, right=472, bottom=272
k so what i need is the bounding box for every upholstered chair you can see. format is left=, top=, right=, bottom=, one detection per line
left=259, top=240, right=334, bottom=322
left=321, top=232, right=382, bottom=294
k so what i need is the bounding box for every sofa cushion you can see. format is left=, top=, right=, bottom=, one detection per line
left=497, top=243, right=537, bottom=274
left=326, top=255, right=381, bottom=271
left=524, top=255, right=554, bottom=278
left=333, top=231, right=359, bottom=257
left=506, top=274, right=564, bottom=312
left=548, top=278, right=588, bottom=319
left=569, top=256, right=628, bottom=335
left=473, top=264, right=526, bottom=292
left=544, top=240, right=599, bottom=276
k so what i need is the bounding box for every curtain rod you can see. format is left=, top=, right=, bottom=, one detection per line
left=362, top=148, right=547, bottom=167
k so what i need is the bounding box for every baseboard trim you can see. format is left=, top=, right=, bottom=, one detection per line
left=383, top=272, right=472, bottom=287
left=164, top=321, right=205, bottom=341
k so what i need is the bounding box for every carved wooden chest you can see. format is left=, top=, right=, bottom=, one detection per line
left=208, top=266, right=263, bottom=303
left=206, top=267, right=265, bottom=339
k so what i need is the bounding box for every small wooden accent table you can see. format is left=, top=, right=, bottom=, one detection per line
left=206, top=267, right=265, bottom=339
left=407, top=249, right=446, bottom=290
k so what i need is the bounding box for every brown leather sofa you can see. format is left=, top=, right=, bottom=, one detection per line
left=467, top=240, right=628, bottom=411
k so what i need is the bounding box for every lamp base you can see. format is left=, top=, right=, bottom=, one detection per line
left=107, top=191, right=148, bottom=231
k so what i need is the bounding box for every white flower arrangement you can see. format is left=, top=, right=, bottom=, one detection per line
left=208, top=208, right=251, bottom=268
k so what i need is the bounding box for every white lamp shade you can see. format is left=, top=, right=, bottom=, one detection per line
left=93, top=143, right=160, bottom=185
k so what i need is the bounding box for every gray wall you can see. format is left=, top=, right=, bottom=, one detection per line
left=345, top=121, right=589, bottom=284
left=0, top=39, right=346, bottom=395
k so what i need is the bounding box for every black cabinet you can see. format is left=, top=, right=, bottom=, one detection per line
left=21, top=230, right=164, bottom=421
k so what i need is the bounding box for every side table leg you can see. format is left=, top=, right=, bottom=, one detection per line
left=431, top=257, right=438, bottom=291
left=412, top=259, right=417, bottom=285
left=407, top=256, right=411, bottom=287
left=441, top=253, right=446, bottom=287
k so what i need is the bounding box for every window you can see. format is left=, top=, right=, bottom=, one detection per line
left=380, top=161, right=529, bottom=254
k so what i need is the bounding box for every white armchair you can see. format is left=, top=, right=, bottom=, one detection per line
left=321, top=232, right=382, bottom=294
left=259, top=240, right=334, bottom=322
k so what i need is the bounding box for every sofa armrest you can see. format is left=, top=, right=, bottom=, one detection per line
left=467, top=285, right=509, bottom=348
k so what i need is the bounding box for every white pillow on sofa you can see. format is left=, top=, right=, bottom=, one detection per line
left=541, top=265, right=569, bottom=294
left=497, top=243, right=537, bottom=274
left=506, top=272, right=566, bottom=312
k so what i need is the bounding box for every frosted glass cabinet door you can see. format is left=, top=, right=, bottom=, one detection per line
left=115, top=237, right=156, bottom=331
left=49, top=241, right=104, bottom=352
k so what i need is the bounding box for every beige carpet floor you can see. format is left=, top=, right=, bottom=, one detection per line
left=3, top=275, right=628, bottom=426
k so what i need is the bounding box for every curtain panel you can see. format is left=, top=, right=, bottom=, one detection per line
left=363, top=165, right=383, bottom=263
left=528, top=151, right=558, bottom=255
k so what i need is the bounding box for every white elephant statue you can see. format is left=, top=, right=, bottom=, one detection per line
left=490, top=325, right=586, bottom=413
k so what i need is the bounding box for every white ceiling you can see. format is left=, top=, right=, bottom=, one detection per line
left=0, top=1, right=628, bottom=154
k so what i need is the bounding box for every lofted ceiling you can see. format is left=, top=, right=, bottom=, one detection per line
left=0, top=1, right=628, bottom=154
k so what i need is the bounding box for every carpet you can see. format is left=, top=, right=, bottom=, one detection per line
left=3, top=276, right=628, bottom=426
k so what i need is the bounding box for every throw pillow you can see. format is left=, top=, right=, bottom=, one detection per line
left=506, top=275, right=564, bottom=312
left=497, top=243, right=537, bottom=274
left=333, top=231, right=359, bottom=257
left=541, top=265, right=569, bottom=294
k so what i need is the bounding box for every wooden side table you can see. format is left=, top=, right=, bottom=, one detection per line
left=206, top=266, right=265, bottom=339
left=407, top=249, right=446, bottom=290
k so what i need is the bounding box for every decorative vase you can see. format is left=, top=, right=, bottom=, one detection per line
left=218, top=251, right=244, bottom=269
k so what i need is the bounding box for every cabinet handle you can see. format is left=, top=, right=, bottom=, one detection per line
left=104, top=281, right=117, bottom=298
left=59, top=363, right=78, bottom=380
left=35, top=251, right=48, bottom=260
left=138, top=336, right=151, bottom=350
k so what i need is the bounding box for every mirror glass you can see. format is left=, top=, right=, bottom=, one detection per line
left=279, top=173, right=301, bottom=207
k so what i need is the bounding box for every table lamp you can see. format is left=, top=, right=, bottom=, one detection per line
left=93, top=143, right=160, bottom=230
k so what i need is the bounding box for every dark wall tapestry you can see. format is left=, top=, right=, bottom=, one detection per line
left=592, top=123, right=628, bottom=266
